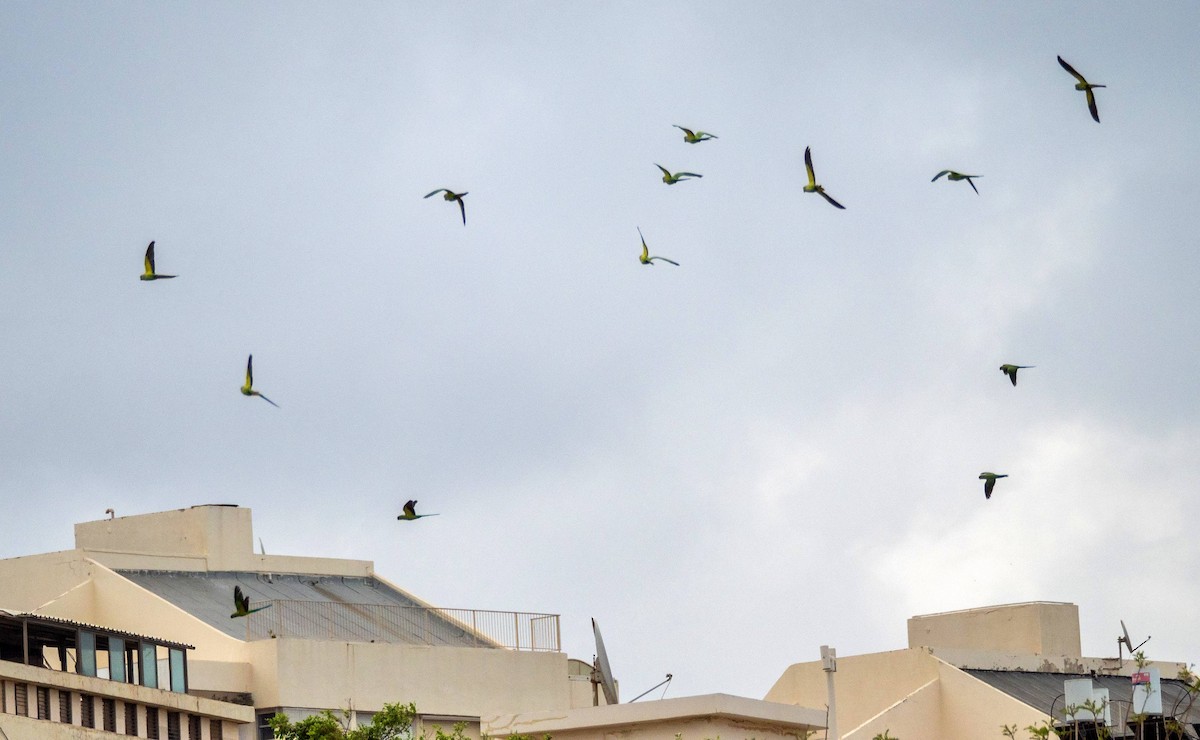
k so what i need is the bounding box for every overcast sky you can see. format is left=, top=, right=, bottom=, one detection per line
left=3, top=2, right=1199, bottom=704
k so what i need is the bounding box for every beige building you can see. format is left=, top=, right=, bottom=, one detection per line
left=767, top=601, right=1200, bottom=739
left=0, top=608, right=253, bottom=738
left=0, top=505, right=825, bottom=740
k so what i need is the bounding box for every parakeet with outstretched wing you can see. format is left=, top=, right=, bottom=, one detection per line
left=1058, top=56, right=1105, bottom=123
left=424, top=188, right=468, bottom=225
left=241, top=355, right=280, bottom=408
left=398, top=500, right=440, bottom=521
left=932, top=170, right=982, bottom=195
left=230, top=585, right=271, bottom=618
left=637, top=227, right=680, bottom=266
left=673, top=125, right=718, bottom=143
left=999, top=364, right=1035, bottom=387
left=140, top=241, right=175, bottom=280
left=979, top=472, right=1008, bottom=499
left=803, top=147, right=845, bottom=209
left=655, top=164, right=702, bottom=185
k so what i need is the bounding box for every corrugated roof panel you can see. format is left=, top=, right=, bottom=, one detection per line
left=116, top=571, right=480, bottom=645
left=0, top=608, right=195, bottom=650
left=966, top=669, right=1200, bottom=735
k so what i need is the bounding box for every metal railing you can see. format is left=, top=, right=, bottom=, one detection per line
left=242, top=601, right=560, bottom=651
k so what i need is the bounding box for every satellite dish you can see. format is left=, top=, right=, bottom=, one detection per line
left=1118, top=619, right=1149, bottom=663
left=591, top=618, right=619, bottom=705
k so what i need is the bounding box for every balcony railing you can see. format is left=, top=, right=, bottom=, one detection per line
left=242, top=601, right=560, bottom=651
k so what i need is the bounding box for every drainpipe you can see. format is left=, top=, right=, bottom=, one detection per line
left=821, top=645, right=838, bottom=740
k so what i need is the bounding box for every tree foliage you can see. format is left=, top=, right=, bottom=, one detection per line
left=269, top=702, right=471, bottom=740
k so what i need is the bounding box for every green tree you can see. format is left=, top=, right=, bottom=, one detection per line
left=269, top=702, right=457, bottom=740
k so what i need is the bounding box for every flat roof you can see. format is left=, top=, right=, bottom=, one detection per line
left=484, top=693, right=827, bottom=735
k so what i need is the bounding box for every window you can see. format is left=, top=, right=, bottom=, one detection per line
left=126, top=701, right=139, bottom=735
left=78, top=631, right=97, bottom=677
left=58, top=690, right=71, bottom=723
left=146, top=706, right=160, bottom=739
left=140, top=643, right=159, bottom=688
left=36, top=685, right=49, bottom=719
left=188, top=713, right=202, bottom=739
left=169, top=647, right=187, bottom=693
left=257, top=711, right=277, bottom=740
left=211, top=718, right=225, bottom=740
left=14, top=682, right=27, bottom=716
left=80, top=694, right=95, bottom=728
left=102, top=697, right=116, bottom=732
left=167, top=710, right=181, bottom=740
left=109, top=637, right=127, bottom=682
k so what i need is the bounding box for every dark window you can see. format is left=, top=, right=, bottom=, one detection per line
left=102, top=697, right=116, bottom=731
left=188, top=713, right=202, bottom=739
left=211, top=718, right=225, bottom=740
left=167, top=710, right=181, bottom=740
left=58, top=690, right=71, bottom=723
left=147, top=706, right=160, bottom=739
left=80, top=694, right=95, bottom=728
left=126, top=701, right=139, bottom=735
left=14, top=683, right=27, bottom=716
left=36, top=685, right=49, bottom=719
left=257, top=711, right=276, bottom=740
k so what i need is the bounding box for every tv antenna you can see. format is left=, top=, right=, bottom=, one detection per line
left=591, top=618, right=618, bottom=706
left=629, top=674, right=673, bottom=703
left=1118, top=619, right=1149, bottom=665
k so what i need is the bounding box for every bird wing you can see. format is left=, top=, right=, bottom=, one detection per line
left=424, top=189, right=449, bottom=198
left=404, top=500, right=417, bottom=517
left=1057, top=56, right=1087, bottom=85
left=651, top=257, right=680, bottom=266
left=967, top=177, right=979, bottom=195
left=984, top=477, right=995, bottom=498
left=234, top=586, right=246, bottom=611
left=638, top=227, right=650, bottom=260
left=697, top=132, right=717, bottom=139
left=457, top=197, right=467, bottom=225
left=819, top=190, right=846, bottom=210
left=244, top=355, right=254, bottom=392
left=655, top=164, right=672, bottom=178
left=1009, top=370, right=1018, bottom=386
left=932, top=170, right=950, bottom=182
left=673, top=125, right=694, bottom=137
left=144, top=241, right=156, bottom=274
left=804, top=147, right=816, bottom=187
left=1086, top=89, right=1100, bottom=122
left=675, top=172, right=702, bottom=179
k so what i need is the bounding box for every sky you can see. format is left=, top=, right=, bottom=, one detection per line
left=3, top=1, right=1200, bottom=705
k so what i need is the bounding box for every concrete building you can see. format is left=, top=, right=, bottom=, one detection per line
left=0, top=608, right=253, bottom=738
left=0, top=505, right=825, bottom=740
left=766, top=601, right=1200, bottom=739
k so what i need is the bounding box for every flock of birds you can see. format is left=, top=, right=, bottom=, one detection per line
left=142, top=55, right=1106, bottom=617
left=142, top=236, right=444, bottom=616
left=973, top=55, right=1105, bottom=500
